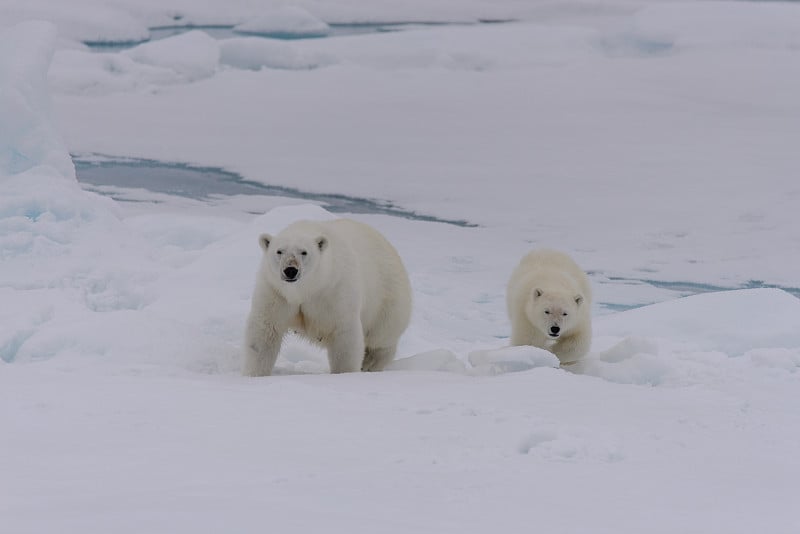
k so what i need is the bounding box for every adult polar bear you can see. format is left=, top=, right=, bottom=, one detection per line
left=244, top=218, right=412, bottom=376
left=507, top=249, right=592, bottom=365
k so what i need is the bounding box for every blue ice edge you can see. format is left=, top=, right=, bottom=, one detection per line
left=72, top=154, right=476, bottom=227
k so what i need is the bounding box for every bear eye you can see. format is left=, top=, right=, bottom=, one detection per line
left=562, top=312, right=568, bottom=317
left=276, top=250, right=283, bottom=255
left=301, top=250, right=307, bottom=256
left=544, top=310, right=550, bottom=315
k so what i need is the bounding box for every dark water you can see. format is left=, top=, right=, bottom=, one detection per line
left=607, top=276, right=800, bottom=299
left=73, top=156, right=798, bottom=312
left=598, top=35, right=673, bottom=57
left=84, top=21, right=512, bottom=51
left=73, top=156, right=476, bottom=227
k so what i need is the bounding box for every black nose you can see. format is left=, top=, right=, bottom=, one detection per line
left=283, top=266, right=298, bottom=280
left=550, top=326, right=560, bottom=335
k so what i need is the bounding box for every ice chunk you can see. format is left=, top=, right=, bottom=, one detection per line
left=124, top=30, right=219, bottom=82
left=0, top=21, right=74, bottom=179
left=234, top=7, right=330, bottom=38
left=388, top=349, right=467, bottom=373
left=468, top=345, right=560, bottom=375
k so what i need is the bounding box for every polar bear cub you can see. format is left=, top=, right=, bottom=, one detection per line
left=506, top=249, right=592, bottom=365
left=243, top=219, right=412, bottom=376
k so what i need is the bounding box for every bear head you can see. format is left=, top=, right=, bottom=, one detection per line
left=525, top=288, right=585, bottom=339
left=258, top=230, right=328, bottom=286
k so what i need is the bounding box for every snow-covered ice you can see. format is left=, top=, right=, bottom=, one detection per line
left=2, top=2, right=800, bottom=532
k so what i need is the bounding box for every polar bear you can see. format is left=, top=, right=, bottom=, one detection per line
left=243, top=218, right=412, bottom=376
left=506, top=249, right=592, bottom=365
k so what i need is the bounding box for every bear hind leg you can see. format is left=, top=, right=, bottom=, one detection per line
left=362, top=344, right=397, bottom=372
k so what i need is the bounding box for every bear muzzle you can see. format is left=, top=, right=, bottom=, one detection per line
left=548, top=325, right=561, bottom=338
left=282, top=266, right=299, bottom=282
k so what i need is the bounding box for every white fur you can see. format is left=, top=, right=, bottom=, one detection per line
left=243, top=219, right=412, bottom=376
left=506, top=249, right=592, bottom=365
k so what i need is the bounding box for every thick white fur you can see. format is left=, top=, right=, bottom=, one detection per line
left=506, top=249, right=592, bottom=364
left=243, top=219, right=412, bottom=376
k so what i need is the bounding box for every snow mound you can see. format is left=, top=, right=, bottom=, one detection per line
left=124, top=30, right=220, bottom=82
left=595, top=288, right=800, bottom=356
left=572, top=337, right=673, bottom=386
left=233, top=7, right=331, bottom=38
left=745, top=347, right=800, bottom=374
left=567, top=289, right=800, bottom=387
left=219, top=37, right=334, bottom=71
left=50, top=50, right=182, bottom=94
left=249, top=203, right=336, bottom=235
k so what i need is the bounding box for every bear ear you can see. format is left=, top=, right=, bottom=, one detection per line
left=575, top=294, right=584, bottom=306
left=533, top=288, right=543, bottom=298
left=258, top=233, right=272, bottom=251
left=316, top=236, right=328, bottom=252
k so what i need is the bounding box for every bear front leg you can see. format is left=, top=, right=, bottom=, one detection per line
left=551, top=329, right=591, bottom=365
left=510, top=317, right=547, bottom=348
left=242, top=293, right=288, bottom=377
left=327, top=321, right=365, bottom=374
left=243, top=321, right=285, bottom=376
left=510, top=315, right=538, bottom=347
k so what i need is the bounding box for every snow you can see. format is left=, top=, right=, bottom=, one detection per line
left=219, top=37, right=334, bottom=71
left=2, top=2, right=800, bottom=532
left=631, top=2, right=800, bottom=50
